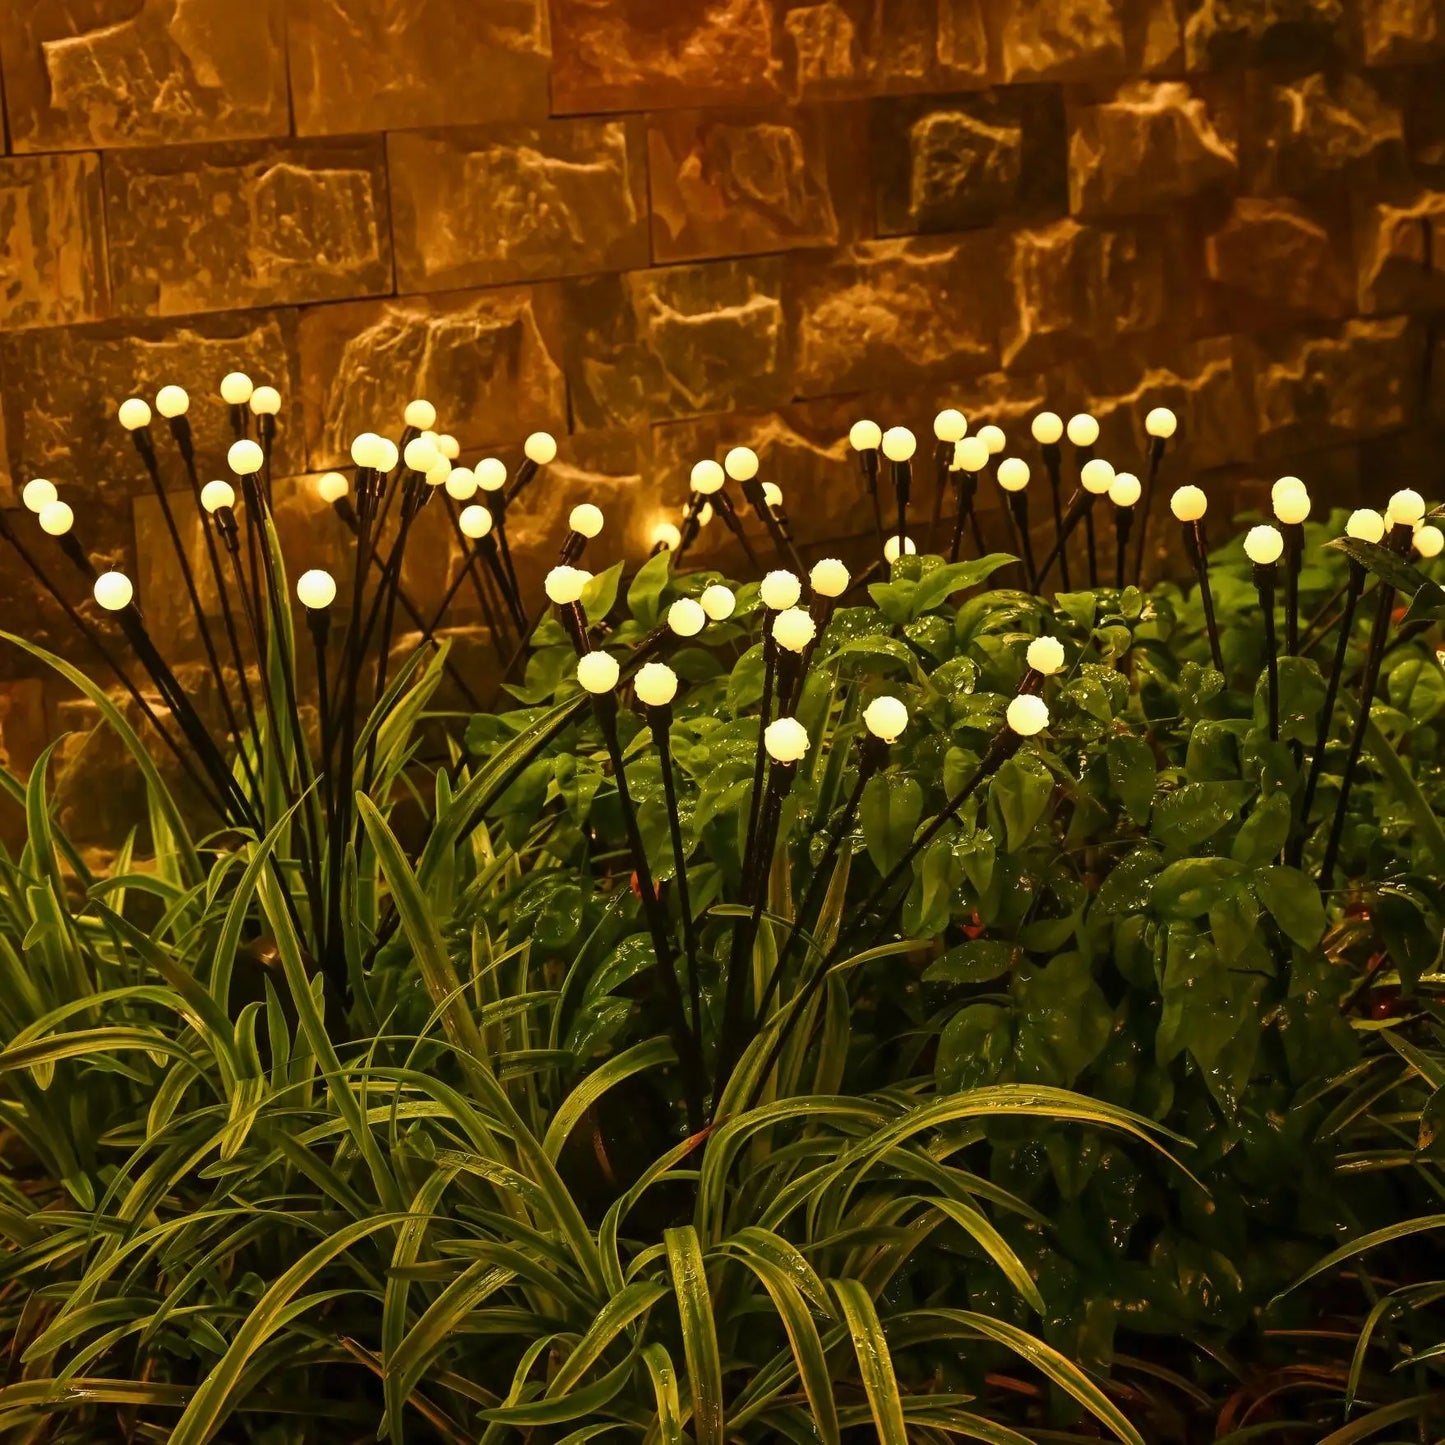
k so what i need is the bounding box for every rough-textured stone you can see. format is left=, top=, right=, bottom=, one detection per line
left=1070, top=81, right=1238, bottom=217
left=288, top=0, right=550, bottom=135
left=389, top=120, right=648, bottom=291
left=1357, top=191, right=1445, bottom=313
left=550, top=0, right=783, bottom=114
left=1003, top=218, right=1190, bottom=369
left=563, top=261, right=789, bottom=429
left=790, top=235, right=1004, bottom=398
left=0, top=680, right=47, bottom=781
left=650, top=106, right=864, bottom=261
left=1360, top=0, right=1443, bottom=62
left=297, top=289, right=567, bottom=469
left=1, top=0, right=289, bottom=152
left=1206, top=198, right=1353, bottom=322
left=990, top=0, right=1126, bottom=81
left=874, top=90, right=1066, bottom=235
left=1252, top=316, right=1424, bottom=454
left=0, top=154, right=109, bottom=331
left=1248, top=73, right=1405, bottom=194
left=1183, top=0, right=1348, bottom=70
left=104, top=139, right=392, bottom=317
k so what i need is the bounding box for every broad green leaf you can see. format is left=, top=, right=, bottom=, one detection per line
left=861, top=773, right=922, bottom=876
left=664, top=1226, right=723, bottom=1445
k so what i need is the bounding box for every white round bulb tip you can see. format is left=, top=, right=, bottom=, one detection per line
left=296, top=569, right=337, bottom=610
left=350, top=432, right=380, bottom=468
left=1109, top=472, right=1142, bottom=508
left=1026, top=636, right=1066, bottom=676
left=1080, top=458, right=1116, bottom=495
left=884, top=536, right=917, bottom=563
left=764, top=716, right=810, bottom=764
left=1170, top=485, right=1207, bottom=523
left=228, top=439, right=264, bottom=476
left=445, top=467, right=477, bottom=501
left=249, top=385, right=280, bottom=416
left=809, top=558, right=850, bottom=598
left=93, top=571, right=134, bottom=612
left=577, top=652, right=620, bottom=695
left=761, top=481, right=783, bottom=508
left=404, top=436, right=440, bottom=473
left=1145, top=406, right=1178, bottom=440
left=459, top=505, right=493, bottom=540
left=667, top=597, right=707, bottom=638
left=403, top=399, right=437, bottom=431
left=38, top=501, right=74, bottom=536
left=772, top=607, right=817, bottom=653
left=635, top=662, right=679, bottom=708
left=863, top=695, right=908, bottom=744
left=373, top=438, right=399, bottom=474
left=690, top=460, right=725, bottom=495
left=933, top=408, right=967, bottom=443
left=155, top=385, right=189, bottom=419
left=201, top=480, right=236, bottom=513
left=724, top=445, right=759, bottom=482
left=1006, top=694, right=1050, bottom=737
left=996, top=457, right=1030, bottom=492
left=881, top=426, right=917, bottom=463
left=316, top=472, right=349, bottom=504
left=1273, top=490, right=1311, bottom=526
left=1388, top=490, right=1427, bottom=527
left=1345, top=509, right=1385, bottom=544
left=435, top=434, right=460, bottom=462
left=477, top=457, right=507, bottom=492
left=1066, top=413, right=1101, bottom=447
left=1414, top=524, right=1444, bottom=559
left=953, top=437, right=990, bottom=473
left=700, top=583, right=736, bottom=621
left=1244, top=524, right=1285, bottom=567
left=977, top=424, right=1005, bottom=455
left=524, top=431, right=557, bottom=466
left=118, top=397, right=151, bottom=431
left=219, top=371, right=254, bottom=405
left=569, top=503, right=604, bottom=538
left=759, top=570, right=803, bottom=611
left=1271, top=476, right=1306, bottom=507
left=21, top=479, right=57, bottom=513
left=545, top=566, right=590, bottom=606
left=849, top=419, right=882, bottom=452
left=1031, top=411, right=1064, bottom=445
left=651, top=521, right=683, bottom=552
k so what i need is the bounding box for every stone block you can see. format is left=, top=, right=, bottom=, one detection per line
left=1, top=0, right=288, bottom=152
left=1206, top=198, right=1353, bottom=323
left=1357, top=192, right=1445, bottom=313
left=1359, top=0, right=1443, bottom=62
left=563, top=261, right=789, bottom=429
left=388, top=119, right=649, bottom=292
left=288, top=0, right=550, bottom=135
left=649, top=105, right=866, bottom=262
left=1070, top=80, right=1237, bottom=218
left=0, top=154, right=108, bottom=332
left=789, top=234, right=1004, bottom=398
left=550, top=0, right=784, bottom=114
left=296, top=289, right=567, bottom=470
left=104, top=139, right=392, bottom=318
left=1182, top=0, right=1348, bottom=70
left=873, top=89, right=1067, bottom=236
left=988, top=0, right=1127, bottom=82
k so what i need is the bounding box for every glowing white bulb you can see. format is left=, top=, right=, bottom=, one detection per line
left=38, top=501, right=74, bottom=536
left=691, top=460, right=725, bottom=495
left=1109, top=472, right=1142, bottom=508
left=545, top=566, right=590, bottom=606
left=1026, top=636, right=1066, bottom=675
left=577, top=652, right=620, bottom=694
left=404, top=436, right=439, bottom=473
left=219, top=372, right=253, bottom=405
left=523, top=431, right=557, bottom=466
left=436, top=434, right=460, bottom=462
left=1273, top=488, right=1311, bottom=526
left=762, top=481, right=783, bottom=508
left=228, top=440, right=264, bottom=476
left=933, top=409, right=967, bottom=443
left=884, top=535, right=917, bottom=562
left=668, top=597, right=707, bottom=637
left=249, top=385, right=280, bottom=416
left=1007, top=693, right=1050, bottom=737
left=1415, top=524, right=1444, bottom=559
left=404, top=399, right=437, bottom=430
left=1171, top=486, right=1207, bottom=522
left=697, top=503, right=714, bottom=527
left=570, top=503, right=604, bottom=538
left=1244, top=524, right=1284, bottom=566
left=760, top=570, right=802, bottom=610
left=1388, top=490, right=1427, bottom=527
left=724, top=446, right=759, bottom=481
left=1067, top=413, right=1100, bottom=447
left=1031, top=412, right=1064, bottom=445
left=477, top=457, right=507, bottom=492
left=350, top=432, right=380, bottom=468
left=1080, top=458, right=1115, bottom=495
left=863, top=695, right=908, bottom=743
left=373, top=438, right=399, bottom=473
left=772, top=607, right=816, bottom=652
left=201, top=480, right=236, bottom=513
left=118, top=397, right=151, bottom=431
left=1145, top=407, right=1178, bottom=440
left=997, top=457, right=1030, bottom=492
left=651, top=520, right=683, bottom=552
left=155, top=385, right=189, bottom=419
left=296, top=569, right=337, bottom=609
left=445, top=467, right=477, bottom=500
left=426, top=459, right=452, bottom=488
left=764, top=716, right=810, bottom=763
left=22, top=478, right=56, bottom=513
left=977, top=424, right=1005, bottom=455
left=317, top=472, right=349, bottom=504
left=1271, top=476, right=1306, bottom=507
left=700, top=583, right=736, bottom=621
left=849, top=419, right=882, bottom=452
left=882, top=426, right=917, bottom=463
left=810, top=558, right=850, bottom=597
left=953, top=436, right=989, bottom=473
left=459, top=504, right=493, bottom=539
left=635, top=662, right=679, bottom=708
left=93, top=571, right=134, bottom=612
left=1346, top=509, right=1384, bottom=543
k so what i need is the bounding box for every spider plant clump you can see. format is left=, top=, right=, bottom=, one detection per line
left=0, top=380, right=1442, bottom=1442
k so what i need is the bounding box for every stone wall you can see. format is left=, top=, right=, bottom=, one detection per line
left=3, top=0, right=1445, bottom=787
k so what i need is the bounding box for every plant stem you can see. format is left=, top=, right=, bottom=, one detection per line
left=1114, top=507, right=1133, bottom=590
left=1042, top=442, right=1069, bottom=589
left=1255, top=562, right=1280, bottom=743
left=1184, top=521, right=1225, bottom=670
left=650, top=705, right=702, bottom=1033
left=1131, top=436, right=1166, bottom=586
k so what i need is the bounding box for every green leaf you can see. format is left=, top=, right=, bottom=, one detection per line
left=832, top=1280, right=908, bottom=1445
left=1253, top=866, right=1326, bottom=949
left=1013, top=954, right=1112, bottom=1087
left=1107, top=736, right=1155, bottom=825
left=925, top=939, right=1016, bottom=985
left=664, top=1226, right=723, bottom=1445
left=1231, top=791, right=1290, bottom=867
left=1325, top=536, right=1438, bottom=598
left=861, top=773, right=922, bottom=876
left=909, top=555, right=1014, bottom=617
left=991, top=753, right=1053, bottom=852
left=1150, top=858, right=1245, bottom=919
left=627, top=549, right=673, bottom=628
left=581, top=560, right=624, bottom=625
left=1152, top=782, right=1252, bottom=852
left=936, top=1003, right=1012, bottom=1093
